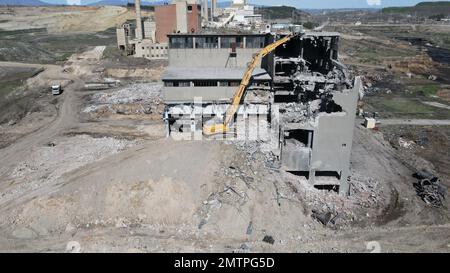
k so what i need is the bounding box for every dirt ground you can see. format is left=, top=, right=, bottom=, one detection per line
left=1, top=60, right=449, bottom=252
left=0, top=6, right=150, bottom=33
left=0, top=10, right=449, bottom=253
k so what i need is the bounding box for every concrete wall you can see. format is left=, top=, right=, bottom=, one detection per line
left=187, top=4, right=201, bottom=33
left=135, top=41, right=168, bottom=60
left=309, top=77, right=361, bottom=193
left=176, top=1, right=188, bottom=34
left=116, top=28, right=127, bottom=49
left=155, top=4, right=201, bottom=43
left=143, top=20, right=156, bottom=42
left=164, top=86, right=237, bottom=103
left=168, top=48, right=262, bottom=68
left=135, top=0, right=143, bottom=40
left=155, top=5, right=177, bottom=43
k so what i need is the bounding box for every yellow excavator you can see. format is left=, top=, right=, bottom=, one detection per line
left=203, top=33, right=296, bottom=136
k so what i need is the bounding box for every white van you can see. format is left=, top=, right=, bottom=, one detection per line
left=51, top=85, right=62, bottom=95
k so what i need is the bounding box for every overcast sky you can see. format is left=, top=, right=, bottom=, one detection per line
left=41, top=0, right=450, bottom=9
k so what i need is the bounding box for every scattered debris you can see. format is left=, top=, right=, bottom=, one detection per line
left=198, top=219, right=207, bottom=229
left=413, top=170, right=447, bottom=208
left=246, top=221, right=253, bottom=235
left=65, top=241, right=81, bottom=253
left=312, top=210, right=333, bottom=225
left=399, top=137, right=415, bottom=149
left=262, top=235, right=275, bottom=245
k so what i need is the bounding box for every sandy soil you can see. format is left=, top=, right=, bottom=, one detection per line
left=0, top=6, right=150, bottom=33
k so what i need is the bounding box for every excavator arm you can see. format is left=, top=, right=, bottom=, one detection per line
left=203, top=33, right=296, bottom=136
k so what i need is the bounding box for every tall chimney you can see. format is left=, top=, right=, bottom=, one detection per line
left=202, top=0, right=208, bottom=22
left=135, top=0, right=143, bottom=40
left=211, top=0, right=217, bottom=20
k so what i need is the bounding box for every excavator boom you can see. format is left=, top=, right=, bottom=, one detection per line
left=203, top=34, right=295, bottom=136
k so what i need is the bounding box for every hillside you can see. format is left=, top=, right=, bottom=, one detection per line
left=255, top=5, right=311, bottom=22
left=0, top=0, right=50, bottom=5
left=382, top=1, right=450, bottom=17
left=89, top=0, right=162, bottom=6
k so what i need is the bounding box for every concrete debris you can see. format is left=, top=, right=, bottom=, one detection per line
left=3, top=135, right=135, bottom=205
left=92, top=83, right=161, bottom=105
left=65, top=241, right=81, bottom=253
left=262, top=235, right=275, bottom=245
left=311, top=210, right=339, bottom=226
left=246, top=221, right=253, bottom=235
left=83, top=83, right=163, bottom=118
left=399, top=137, right=415, bottom=149
left=7, top=120, right=17, bottom=126
left=198, top=219, right=207, bottom=229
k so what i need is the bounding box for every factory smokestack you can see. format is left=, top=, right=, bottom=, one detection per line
left=202, top=0, right=208, bottom=22
left=135, top=0, right=143, bottom=40
left=211, top=0, right=217, bottom=20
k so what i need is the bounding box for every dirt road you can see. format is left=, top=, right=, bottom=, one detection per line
left=378, top=119, right=450, bottom=126
left=0, top=61, right=58, bottom=69
left=0, top=77, right=78, bottom=178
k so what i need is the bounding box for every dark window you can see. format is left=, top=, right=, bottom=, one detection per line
left=220, top=37, right=235, bottom=48
left=187, top=5, right=193, bottom=12
left=246, top=36, right=265, bottom=48
left=195, top=36, right=219, bottom=49
left=179, top=81, right=190, bottom=87
left=169, top=37, right=194, bottom=49
left=193, top=81, right=218, bottom=87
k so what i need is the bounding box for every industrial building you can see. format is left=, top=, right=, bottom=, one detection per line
left=116, top=0, right=201, bottom=60
left=162, top=28, right=361, bottom=195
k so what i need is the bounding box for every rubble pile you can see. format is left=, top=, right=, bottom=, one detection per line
left=280, top=103, right=308, bottom=123
left=4, top=135, right=135, bottom=204
left=92, top=83, right=162, bottom=105
left=349, top=173, right=386, bottom=209
left=413, top=170, right=447, bottom=208
left=83, top=83, right=163, bottom=117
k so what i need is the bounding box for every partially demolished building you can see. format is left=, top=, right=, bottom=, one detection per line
left=162, top=29, right=361, bottom=195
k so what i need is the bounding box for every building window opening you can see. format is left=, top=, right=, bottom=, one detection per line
left=169, top=37, right=194, bottom=49
left=314, top=184, right=339, bottom=192
left=218, top=81, right=240, bottom=87
left=178, top=81, right=190, bottom=87
left=221, top=37, right=234, bottom=48
left=284, top=129, right=313, bottom=148
left=319, top=97, right=342, bottom=113
left=246, top=36, right=265, bottom=48
left=193, top=81, right=218, bottom=87
left=187, top=5, right=193, bottom=12
left=195, top=36, right=219, bottom=49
